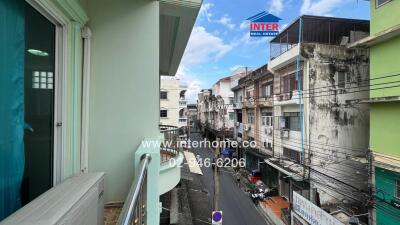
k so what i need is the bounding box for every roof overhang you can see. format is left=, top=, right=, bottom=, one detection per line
left=159, top=0, right=202, bottom=76
left=265, top=158, right=305, bottom=181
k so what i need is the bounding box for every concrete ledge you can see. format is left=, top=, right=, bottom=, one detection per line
left=348, top=23, right=400, bottom=48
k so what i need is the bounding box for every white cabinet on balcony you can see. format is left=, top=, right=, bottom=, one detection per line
left=1, top=173, right=105, bottom=225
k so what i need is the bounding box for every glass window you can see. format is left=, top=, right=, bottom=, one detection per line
left=229, top=112, right=234, bottom=121
left=261, top=111, right=273, bottom=126
left=282, top=72, right=303, bottom=93
left=229, top=97, right=234, bottom=105
left=23, top=3, right=56, bottom=205
left=337, top=71, right=346, bottom=88
left=160, top=110, right=168, bottom=118
left=282, top=112, right=301, bottom=131
left=261, top=83, right=273, bottom=97
left=160, top=91, right=168, bottom=99
left=247, top=110, right=255, bottom=124
left=396, top=180, right=400, bottom=198
left=283, top=147, right=301, bottom=163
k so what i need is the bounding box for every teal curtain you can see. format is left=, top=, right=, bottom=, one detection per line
left=0, top=0, right=25, bottom=220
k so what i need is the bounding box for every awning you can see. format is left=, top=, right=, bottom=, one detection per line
left=265, top=159, right=304, bottom=181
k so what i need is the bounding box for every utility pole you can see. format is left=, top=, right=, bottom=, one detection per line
left=187, top=112, right=191, bottom=140
left=213, top=137, right=221, bottom=211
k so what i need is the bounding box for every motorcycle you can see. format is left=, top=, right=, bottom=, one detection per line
left=250, top=188, right=266, bottom=205
left=250, top=186, right=279, bottom=205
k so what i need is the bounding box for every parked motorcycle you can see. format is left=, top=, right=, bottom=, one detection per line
left=250, top=188, right=266, bottom=205
left=250, top=186, right=278, bottom=205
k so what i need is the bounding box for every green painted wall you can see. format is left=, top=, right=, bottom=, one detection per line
left=370, top=103, right=400, bottom=158
left=86, top=0, right=160, bottom=203
left=375, top=167, right=400, bottom=225
left=369, top=0, right=400, bottom=158
left=369, top=1, right=400, bottom=225
left=370, top=36, right=400, bottom=99
left=370, top=0, right=400, bottom=34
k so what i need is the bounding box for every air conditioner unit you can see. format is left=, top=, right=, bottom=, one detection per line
left=236, top=122, right=240, bottom=126
left=247, top=125, right=252, bottom=131
left=244, top=124, right=249, bottom=131
left=265, top=127, right=272, bottom=135
left=281, top=129, right=289, bottom=139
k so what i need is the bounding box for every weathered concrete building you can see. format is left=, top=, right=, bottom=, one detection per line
left=197, top=70, right=248, bottom=138
left=197, top=89, right=212, bottom=127
left=186, top=104, right=198, bottom=128
left=267, top=15, right=371, bottom=224
left=160, top=77, right=188, bottom=128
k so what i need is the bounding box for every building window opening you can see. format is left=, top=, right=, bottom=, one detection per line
left=160, top=91, right=168, bottom=100
left=160, top=110, right=168, bottom=118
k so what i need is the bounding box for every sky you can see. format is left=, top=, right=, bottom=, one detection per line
left=176, top=0, right=371, bottom=103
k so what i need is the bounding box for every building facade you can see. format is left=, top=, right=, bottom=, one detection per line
left=186, top=103, right=198, bottom=128
left=351, top=1, right=400, bottom=224
left=160, top=77, right=188, bottom=128
left=197, top=89, right=212, bottom=129
left=265, top=16, right=371, bottom=224
left=231, top=65, right=275, bottom=177
left=197, top=70, right=247, bottom=138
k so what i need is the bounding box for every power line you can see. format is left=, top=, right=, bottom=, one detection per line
left=244, top=72, right=400, bottom=97
left=245, top=81, right=400, bottom=102
left=248, top=125, right=368, bottom=154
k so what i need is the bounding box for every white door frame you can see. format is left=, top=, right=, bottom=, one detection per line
left=80, top=26, right=92, bottom=173
left=25, top=0, right=68, bottom=186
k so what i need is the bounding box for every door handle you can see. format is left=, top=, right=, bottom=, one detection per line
left=24, top=123, right=34, bottom=132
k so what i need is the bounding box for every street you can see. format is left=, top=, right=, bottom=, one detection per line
left=189, top=131, right=270, bottom=225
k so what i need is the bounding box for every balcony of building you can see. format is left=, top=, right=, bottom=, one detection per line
left=179, top=88, right=187, bottom=108
left=269, top=15, right=369, bottom=71
left=179, top=108, right=187, bottom=127
left=273, top=90, right=303, bottom=106
left=233, top=101, right=242, bottom=109
left=257, top=96, right=273, bottom=107
left=179, top=99, right=187, bottom=108
left=243, top=98, right=256, bottom=108
left=2, top=125, right=185, bottom=225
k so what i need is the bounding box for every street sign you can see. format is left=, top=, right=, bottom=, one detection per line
left=212, top=211, right=223, bottom=225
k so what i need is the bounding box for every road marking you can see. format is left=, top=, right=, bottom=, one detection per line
left=184, top=151, right=203, bottom=175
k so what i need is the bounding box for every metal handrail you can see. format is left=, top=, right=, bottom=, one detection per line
left=117, top=154, right=151, bottom=225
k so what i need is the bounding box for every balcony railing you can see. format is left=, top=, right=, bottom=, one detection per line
left=257, top=96, right=273, bottom=107
left=159, top=125, right=183, bottom=163
left=179, top=100, right=187, bottom=107
left=118, top=154, right=151, bottom=225
left=115, top=126, right=185, bottom=225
